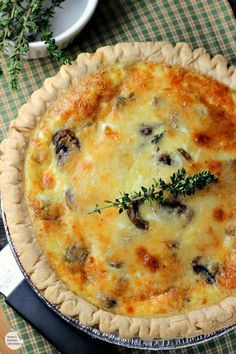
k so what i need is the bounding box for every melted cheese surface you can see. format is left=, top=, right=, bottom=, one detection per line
left=24, top=62, right=236, bottom=317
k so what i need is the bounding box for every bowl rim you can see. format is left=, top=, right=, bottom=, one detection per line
left=28, top=0, right=98, bottom=48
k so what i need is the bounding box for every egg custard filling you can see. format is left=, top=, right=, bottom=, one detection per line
left=24, top=62, right=236, bottom=317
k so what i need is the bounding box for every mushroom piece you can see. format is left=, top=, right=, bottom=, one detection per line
left=65, top=188, right=77, bottom=211
left=98, top=293, right=117, bottom=309
left=65, top=243, right=88, bottom=263
left=151, top=96, right=159, bottom=108
left=177, top=148, right=192, bottom=161
left=192, top=257, right=218, bottom=285
left=168, top=113, right=179, bottom=129
left=162, top=199, right=194, bottom=226
left=104, top=297, right=117, bottom=309
left=127, top=201, right=149, bottom=230
left=139, top=124, right=153, bottom=136
left=108, top=260, right=123, bottom=269
left=158, top=153, right=172, bottom=165
left=116, top=92, right=135, bottom=106
left=52, top=129, right=80, bottom=164
left=167, top=241, right=179, bottom=249
left=163, top=199, right=187, bottom=214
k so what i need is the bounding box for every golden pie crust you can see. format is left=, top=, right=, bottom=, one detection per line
left=1, top=42, right=236, bottom=340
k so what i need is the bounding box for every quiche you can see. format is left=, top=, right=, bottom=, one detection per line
left=1, top=42, right=236, bottom=340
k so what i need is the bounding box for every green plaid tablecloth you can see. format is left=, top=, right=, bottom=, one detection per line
left=0, top=0, right=236, bottom=353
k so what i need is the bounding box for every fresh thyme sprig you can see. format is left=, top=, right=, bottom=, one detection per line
left=89, top=168, right=218, bottom=214
left=41, top=29, right=71, bottom=65
left=0, top=0, right=71, bottom=90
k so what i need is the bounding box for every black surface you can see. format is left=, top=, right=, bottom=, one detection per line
left=0, top=216, right=7, bottom=250
left=228, top=0, right=236, bottom=17
left=6, top=280, right=120, bottom=354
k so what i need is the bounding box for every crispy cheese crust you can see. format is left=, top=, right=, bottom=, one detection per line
left=24, top=61, right=236, bottom=318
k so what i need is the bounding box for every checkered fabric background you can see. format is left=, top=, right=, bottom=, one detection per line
left=0, top=0, right=235, bottom=353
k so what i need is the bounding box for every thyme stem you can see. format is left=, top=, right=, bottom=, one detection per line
left=89, top=168, right=218, bottom=214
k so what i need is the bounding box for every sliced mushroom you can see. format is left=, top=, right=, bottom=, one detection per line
left=65, top=243, right=88, bottom=263
left=108, top=260, right=123, bottom=269
left=139, top=124, right=153, bottom=136
left=98, top=293, right=117, bottom=309
left=163, top=199, right=187, bottom=214
left=181, top=207, right=194, bottom=226
left=158, top=153, right=172, bottom=165
left=162, top=199, right=194, bottom=226
left=151, top=96, right=159, bottom=107
left=52, top=129, right=80, bottom=164
left=65, top=188, right=77, bottom=211
left=177, top=148, right=192, bottom=161
left=168, top=113, right=179, bottom=129
left=192, top=257, right=218, bottom=285
left=116, top=92, right=135, bottom=106
left=104, top=297, right=117, bottom=308
left=127, top=201, right=149, bottom=230
left=167, top=241, right=179, bottom=249
left=81, top=119, right=94, bottom=129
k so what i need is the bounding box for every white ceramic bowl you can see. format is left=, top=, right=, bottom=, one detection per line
left=7, top=0, right=98, bottom=59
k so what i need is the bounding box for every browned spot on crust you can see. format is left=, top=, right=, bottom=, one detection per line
left=213, top=208, right=225, bottom=222
left=126, top=305, right=134, bottom=314
left=104, top=126, right=120, bottom=140
left=60, top=72, right=120, bottom=122
left=43, top=221, right=51, bottom=233
left=30, top=200, right=61, bottom=221
left=113, top=278, right=129, bottom=296
left=207, top=160, right=222, bottom=173
left=218, top=250, right=236, bottom=289
left=197, top=227, right=221, bottom=252
left=168, top=66, right=236, bottom=152
left=154, top=288, right=187, bottom=314
left=136, top=246, right=159, bottom=272
left=194, top=133, right=211, bottom=147
left=125, top=63, right=155, bottom=91
left=42, top=172, right=55, bottom=189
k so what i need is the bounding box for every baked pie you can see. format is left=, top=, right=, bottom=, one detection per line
left=1, top=42, right=236, bottom=340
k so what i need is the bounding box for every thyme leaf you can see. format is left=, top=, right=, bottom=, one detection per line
left=151, top=131, right=165, bottom=144
left=41, top=29, right=71, bottom=65
left=89, top=168, right=218, bottom=214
